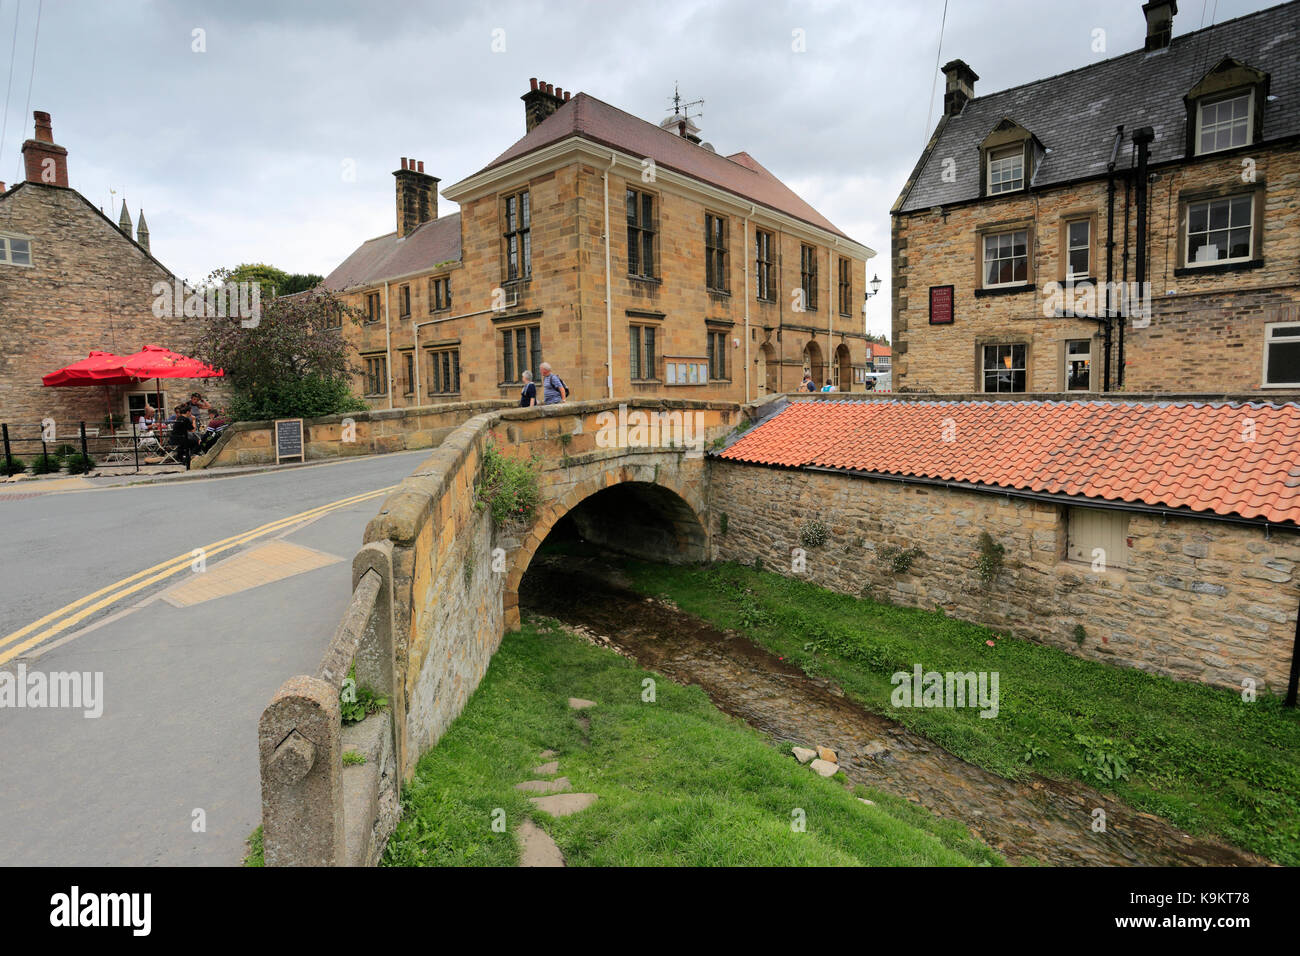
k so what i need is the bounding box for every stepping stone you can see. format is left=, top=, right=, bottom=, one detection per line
left=515, top=777, right=571, bottom=794
left=809, top=758, right=838, bottom=777
left=517, top=819, right=564, bottom=867
left=816, top=745, right=838, bottom=763
left=792, top=746, right=817, bottom=764
left=533, top=760, right=560, bottom=775
left=540, top=749, right=558, bottom=759
left=568, top=698, right=597, bottom=710
left=857, top=798, right=875, bottom=806
left=530, top=793, right=598, bottom=817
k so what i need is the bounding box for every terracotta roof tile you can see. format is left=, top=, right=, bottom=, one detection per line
left=719, top=399, right=1300, bottom=525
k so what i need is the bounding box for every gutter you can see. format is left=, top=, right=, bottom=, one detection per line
left=604, top=151, right=616, bottom=399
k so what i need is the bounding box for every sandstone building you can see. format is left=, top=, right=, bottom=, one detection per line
left=324, top=82, right=878, bottom=408
left=0, top=111, right=203, bottom=429
left=891, top=1, right=1300, bottom=394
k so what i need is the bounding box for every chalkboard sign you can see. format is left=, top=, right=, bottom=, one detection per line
left=274, top=418, right=304, bottom=464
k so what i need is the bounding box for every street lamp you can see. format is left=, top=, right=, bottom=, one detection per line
left=864, top=274, right=882, bottom=300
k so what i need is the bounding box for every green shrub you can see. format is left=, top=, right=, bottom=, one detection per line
left=0, top=457, right=25, bottom=476
left=63, top=453, right=96, bottom=475
left=474, top=442, right=540, bottom=527
left=31, top=454, right=61, bottom=475
left=228, top=373, right=367, bottom=423
left=53, top=444, right=78, bottom=459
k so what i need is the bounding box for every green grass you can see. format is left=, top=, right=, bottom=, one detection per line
left=384, top=619, right=1001, bottom=867
left=243, top=825, right=264, bottom=867
left=620, top=559, right=1300, bottom=866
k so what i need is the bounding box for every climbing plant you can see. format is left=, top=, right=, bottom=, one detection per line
left=975, top=532, right=1005, bottom=588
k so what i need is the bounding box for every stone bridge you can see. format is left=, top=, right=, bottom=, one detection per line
left=361, top=398, right=741, bottom=779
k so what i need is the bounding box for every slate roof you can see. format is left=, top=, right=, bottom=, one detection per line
left=897, top=1, right=1300, bottom=214
left=322, top=213, right=461, bottom=292
left=468, top=93, right=859, bottom=243
left=718, top=399, right=1300, bottom=525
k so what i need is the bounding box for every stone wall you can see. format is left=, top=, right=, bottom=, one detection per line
left=358, top=398, right=734, bottom=778
left=709, top=459, right=1300, bottom=694
left=194, top=399, right=512, bottom=468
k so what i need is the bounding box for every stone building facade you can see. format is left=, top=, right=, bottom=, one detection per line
left=891, top=2, right=1300, bottom=395
left=0, top=111, right=208, bottom=431
left=325, top=81, right=877, bottom=409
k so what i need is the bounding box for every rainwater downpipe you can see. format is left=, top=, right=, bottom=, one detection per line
left=603, top=151, right=616, bottom=399
left=1104, top=125, right=1123, bottom=392
left=1288, top=603, right=1300, bottom=707
left=744, top=205, right=754, bottom=401
left=383, top=281, right=394, bottom=409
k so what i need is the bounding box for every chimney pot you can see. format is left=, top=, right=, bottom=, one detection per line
left=564, top=91, right=571, bottom=101
left=1142, top=0, right=1177, bottom=51
left=530, top=77, right=539, bottom=91
left=417, top=160, right=424, bottom=173
left=555, top=87, right=563, bottom=98
left=545, top=82, right=553, bottom=95
left=22, top=110, right=69, bottom=186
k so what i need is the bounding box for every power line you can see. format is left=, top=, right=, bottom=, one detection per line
left=0, top=0, right=21, bottom=180
left=19, top=0, right=40, bottom=152
left=922, top=0, right=950, bottom=153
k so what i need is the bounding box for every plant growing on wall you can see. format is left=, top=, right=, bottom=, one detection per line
left=975, top=532, right=1005, bottom=589
left=475, top=442, right=541, bottom=528
left=340, top=665, right=388, bottom=725
left=877, top=544, right=923, bottom=574
left=719, top=512, right=729, bottom=535
left=799, top=519, right=828, bottom=549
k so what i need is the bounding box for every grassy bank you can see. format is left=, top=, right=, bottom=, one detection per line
left=620, top=560, right=1300, bottom=866
left=384, top=619, right=1001, bottom=866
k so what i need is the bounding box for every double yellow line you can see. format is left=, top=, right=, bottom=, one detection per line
left=0, top=486, right=395, bottom=666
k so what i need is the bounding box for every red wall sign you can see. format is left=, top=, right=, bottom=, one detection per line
left=929, top=285, right=955, bottom=325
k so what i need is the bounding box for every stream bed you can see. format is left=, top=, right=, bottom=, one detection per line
left=521, top=553, right=1265, bottom=867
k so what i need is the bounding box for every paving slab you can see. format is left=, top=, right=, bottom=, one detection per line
left=515, top=777, right=571, bottom=794
left=517, top=819, right=564, bottom=867
left=529, top=793, right=598, bottom=817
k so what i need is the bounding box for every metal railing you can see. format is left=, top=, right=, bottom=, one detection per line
left=257, top=539, right=404, bottom=866
left=0, top=420, right=211, bottom=473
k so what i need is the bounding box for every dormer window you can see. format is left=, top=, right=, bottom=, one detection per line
left=987, top=145, right=1024, bottom=194
left=1196, top=92, right=1252, bottom=155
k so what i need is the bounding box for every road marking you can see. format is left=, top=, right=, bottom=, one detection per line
left=0, top=486, right=394, bottom=665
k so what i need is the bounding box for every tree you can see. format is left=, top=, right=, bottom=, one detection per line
left=195, top=287, right=368, bottom=422
left=205, top=263, right=323, bottom=299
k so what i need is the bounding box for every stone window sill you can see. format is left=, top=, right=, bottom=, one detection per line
left=974, top=283, right=1036, bottom=298
left=1173, top=258, right=1263, bottom=277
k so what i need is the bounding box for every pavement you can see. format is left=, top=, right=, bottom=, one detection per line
left=0, top=450, right=429, bottom=866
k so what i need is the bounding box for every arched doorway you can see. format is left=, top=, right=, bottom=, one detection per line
left=835, top=344, right=852, bottom=393
left=803, top=340, right=824, bottom=390
left=760, top=342, right=778, bottom=395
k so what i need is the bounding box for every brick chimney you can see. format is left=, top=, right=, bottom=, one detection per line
left=1142, top=0, right=1177, bottom=51
left=22, top=111, right=69, bottom=187
left=941, top=60, right=979, bottom=117
left=393, top=157, right=438, bottom=238
left=522, top=78, right=569, bottom=132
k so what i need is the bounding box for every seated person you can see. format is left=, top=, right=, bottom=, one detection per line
left=169, top=403, right=201, bottom=467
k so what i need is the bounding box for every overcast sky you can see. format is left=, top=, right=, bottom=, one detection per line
left=0, top=0, right=1278, bottom=337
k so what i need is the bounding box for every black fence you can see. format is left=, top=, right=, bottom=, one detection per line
left=0, top=421, right=203, bottom=475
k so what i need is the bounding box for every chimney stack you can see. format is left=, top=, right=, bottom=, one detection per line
left=941, top=60, right=979, bottom=117
left=522, top=77, right=568, bottom=132
left=137, top=210, right=150, bottom=254
left=1142, top=0, right=1177, bottom=51
left=393, top=157, right=439, bottom=238
left=22, top=110, right=69, bottom=187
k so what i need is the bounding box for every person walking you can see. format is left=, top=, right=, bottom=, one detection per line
left=820, top=379, right=837, bottom=393
left=519, top=369, right=538, bottom=407
left=540, top=362, right=568, bottom=405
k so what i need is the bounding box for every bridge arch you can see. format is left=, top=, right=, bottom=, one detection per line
left=503, top=463, right=709, bottom=628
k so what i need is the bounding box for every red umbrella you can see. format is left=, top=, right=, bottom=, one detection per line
left=42, top=351, right=138, bottom=433
left=119, top=344, right=224, bottom=380
left=42, top=350, right=135, bottom=387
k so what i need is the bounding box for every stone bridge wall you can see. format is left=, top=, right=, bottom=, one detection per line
left=361, top=398, right=740, bottom=778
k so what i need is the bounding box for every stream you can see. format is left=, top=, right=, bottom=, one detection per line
left=520, top=552, right=1266, bottom=867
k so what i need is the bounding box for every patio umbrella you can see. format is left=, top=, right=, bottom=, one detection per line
left=41, top=351, right=138, bottom=433
left=118, top=345, right=224, bottom=417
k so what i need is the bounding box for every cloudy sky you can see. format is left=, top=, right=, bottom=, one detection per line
left=0, top=0, right=1277, bottom=337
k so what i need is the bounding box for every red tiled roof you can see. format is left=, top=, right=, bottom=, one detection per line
left=323, top=213, right=461, bottom=292
left=476, top=94, right=856, bottom=242
left=719, top=399, right=1300, bottom=525
left=868, top=343, right=891, bottom=357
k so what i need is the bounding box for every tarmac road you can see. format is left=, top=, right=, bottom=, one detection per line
left=0, top=451, right=426, bottom=866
